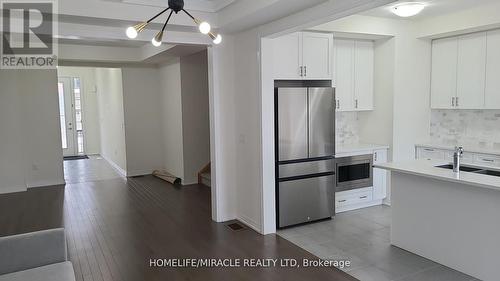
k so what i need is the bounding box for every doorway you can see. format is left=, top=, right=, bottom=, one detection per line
left=57, top=77, right=85, bottom=157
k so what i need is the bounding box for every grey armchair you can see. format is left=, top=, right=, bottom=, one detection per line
left=0, top=228, right=75, bottom=281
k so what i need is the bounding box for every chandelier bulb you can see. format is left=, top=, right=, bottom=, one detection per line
left=126, top=22, right=148, bottom=39
left=152, top=31, right=164, bottom=47
left=198, top=21, right=211, bottom=34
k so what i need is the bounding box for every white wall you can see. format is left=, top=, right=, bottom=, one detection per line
left=21, top=70, right=66, bottom=188
left=179, top=50, right=211, bottom=185
left=121, top=67, right=165, bottom=176
left=0, top=70, right=29, bottom=194
left=0, top=70, right=65, bottom=192
left=208, top=41, right=238, bottom=222
left=159, top=59, right=185, bottom=180
left=95, top=68, right=127, bottom=174
left=232, top=28, right=263, bottom=231
left=57, top=67, right=101, bottom=155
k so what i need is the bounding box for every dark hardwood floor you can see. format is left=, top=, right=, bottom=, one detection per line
left=0, top=158, right=357, bottom=281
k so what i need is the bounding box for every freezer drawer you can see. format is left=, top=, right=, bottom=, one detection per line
left=278, top=174, right=335, bottom=228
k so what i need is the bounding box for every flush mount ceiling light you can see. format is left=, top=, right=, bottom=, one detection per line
left=391, top=2, right=425, bottom=17
left=125, top=0, right=222, bottom=46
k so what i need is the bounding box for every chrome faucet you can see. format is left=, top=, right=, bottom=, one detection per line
left=453, top=146, right=464, bottom=173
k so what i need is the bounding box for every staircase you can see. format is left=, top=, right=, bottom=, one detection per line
left=198, top=163, right=211, bottom=187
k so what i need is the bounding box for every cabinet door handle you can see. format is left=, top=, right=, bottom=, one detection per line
left=374, top=152, right=378, bottom=162
left=304, top=66, right=307, bottom=77
left=452, top=97, right=455, bottom=107
left=456, top=97, right=459, bottom=107
left=338, top=199, right=347, bottom=203
left=423, top=148, right=435, bottom=152
left=482, top=159, right=495, bottom=163
left=355, top=99, right=358, bottom=109
left=359, top=196, right=368, bottom=199
left=337, top=100, right=340, bottom=109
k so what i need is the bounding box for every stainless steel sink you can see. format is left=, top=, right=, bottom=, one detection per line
left=436, top=164, right=482, bottom=172
left=436, top=164, right=500, bottom=177
left=474, top=170, right=500, bottom=177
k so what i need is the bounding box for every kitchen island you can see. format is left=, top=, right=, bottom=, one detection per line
left=376, top=159, right=500, bottom=281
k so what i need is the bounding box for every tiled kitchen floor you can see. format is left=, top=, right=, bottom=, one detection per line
left=64, top=155, right=122, bottom=184
left=278, top=206, right=479, bottom=281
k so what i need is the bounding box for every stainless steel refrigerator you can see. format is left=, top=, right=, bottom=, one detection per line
left=275, top=80, right=335, bottom=228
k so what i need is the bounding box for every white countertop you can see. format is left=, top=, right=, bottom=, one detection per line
left=416, top=142, right=500, bottom=156
left=336, top=143, right=389, bottom=156
left=375, top=159, right=500, bottom=191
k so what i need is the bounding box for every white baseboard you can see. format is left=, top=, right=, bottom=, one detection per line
left=27, top=179, right=66, bottom=189
left=0, top=185, right=27, bottom=194
left=237, top=215, right=262, bottom=234
left=182, top=179, right=197, bottom=186
left=336, top=199, right=384, bottom=213
left=127, top=169, right=153, bottom=177
left=101, top=155, right=127, bottom=177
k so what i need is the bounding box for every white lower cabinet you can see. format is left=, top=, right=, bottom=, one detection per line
left=336, top=188, right=373, bottom=210
left=335, top=148, right=388, bottom=213
left=373, top=149, right=388, bottom=201
left=416, top=147, right=446, bottom=160
left=416, top=145, right=500, bottom=168
left=474, top=154, right=500, bottom=168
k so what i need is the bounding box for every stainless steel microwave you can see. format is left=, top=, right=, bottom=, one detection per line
left=335, top=154, right=373, bottom=192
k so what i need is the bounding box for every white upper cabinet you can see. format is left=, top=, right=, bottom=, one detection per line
left=273, top=33, right=302, bottom=80
left=302, top=32, right=333, bottom=80
left=272, top=32, right=333, bottom=80
left=334, top=39, right=354, bottom=111
left=354, top=40, right=374, bottom=111
left=456, top=32, right=486, bottom=109
left=431, top=31, right=492, bottom=110
left=485, top=29, right=500, bottom=109
left=334, top=39, right=374, bottom=112
left=431, top=37, right=458, bottom=109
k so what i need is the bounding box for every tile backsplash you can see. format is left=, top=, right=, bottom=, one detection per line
left=430, top=110, right=500, bottom=148
left=336, top=112, right=359, bottom=145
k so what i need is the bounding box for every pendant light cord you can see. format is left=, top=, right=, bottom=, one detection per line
left=161, top=10, right=174, bottom=32
left=182, top=9, right=195, bottom=20
left=147, top=7, right=170, bottom=23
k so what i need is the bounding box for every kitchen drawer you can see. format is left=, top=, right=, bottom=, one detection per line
left=445, top=151, right=474, bottom=164
left=473, top=154, right=500, bottom=167
left=335, top=188, right=373, bottom=208
left=417, top=147, right=445, bottom=160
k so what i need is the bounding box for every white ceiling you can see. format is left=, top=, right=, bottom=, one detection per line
left=49, top=0, right=391, bottom=64
left=362, top=0, right=500, bottom=20
left=102, top=0, right=237, bottom=12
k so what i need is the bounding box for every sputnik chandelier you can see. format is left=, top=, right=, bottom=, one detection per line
left=125, top=0, right=222, bottom=47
